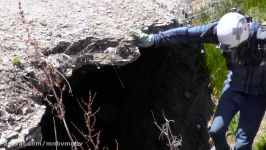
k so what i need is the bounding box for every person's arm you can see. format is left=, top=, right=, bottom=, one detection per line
left=154, top=22, right=219, bottom=48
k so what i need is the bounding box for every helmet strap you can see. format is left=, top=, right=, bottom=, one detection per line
left=217, top=43, right=230, bottom=52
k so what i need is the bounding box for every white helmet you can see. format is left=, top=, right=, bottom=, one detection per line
left=217, top=12, right=249, bottom=48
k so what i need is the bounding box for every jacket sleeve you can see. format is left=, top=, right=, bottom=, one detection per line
left=154, top=22, right=219, bottom=48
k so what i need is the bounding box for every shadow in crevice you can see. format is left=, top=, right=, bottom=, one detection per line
left=39, top=44, right=214, bottom=150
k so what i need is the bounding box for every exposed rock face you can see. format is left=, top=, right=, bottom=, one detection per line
left=0, top=0, right=213, bottom=150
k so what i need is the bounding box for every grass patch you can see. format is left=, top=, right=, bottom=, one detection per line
left=203, top=44, right=227, bottom=97
left=11, top=55, right=22, bottom=65
left=254, top=133, right=266, bottom=150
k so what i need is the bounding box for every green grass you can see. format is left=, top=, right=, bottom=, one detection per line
left=204, top=44, right=227, bottom=97
left=254, top=133, right=266, bottom=150
left=227, top=113, right=240, bottom=142
left=11, top=55, right=21, bottom=65
left=193, top=0, right=266, bottom=25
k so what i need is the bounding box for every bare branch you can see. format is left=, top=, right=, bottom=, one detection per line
left=151, top=110, right=182, bottom=150
left=53, top=117, right=58, bottom=150
left=72, top=93, right=101, bottom=150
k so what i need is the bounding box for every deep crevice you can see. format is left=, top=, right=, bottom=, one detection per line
left=39, top=45, right=214, bottom=150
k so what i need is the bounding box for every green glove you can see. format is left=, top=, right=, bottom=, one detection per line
left=130, top=29, right=154, bottom=48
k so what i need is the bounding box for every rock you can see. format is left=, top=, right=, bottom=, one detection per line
left=14, top=126, right=22, bottom=132
left=0, top=138, right=7, bottom=147
left=22, top=107, right=33, bottom=115
left=13, top=115, right=22, bottom=121
left=1, top=130, right=18, bottom=141
left=7, top=139, right=24, bottom=149
left=24, top=126, right=42, bottom=143
left=0, top=111, right=11, bottom=122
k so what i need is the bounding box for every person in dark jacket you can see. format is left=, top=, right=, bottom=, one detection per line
left=131, top=11, right=266, bottom=150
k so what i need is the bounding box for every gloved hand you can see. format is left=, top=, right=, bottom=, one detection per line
left=130, top=29, right=154, bottom=48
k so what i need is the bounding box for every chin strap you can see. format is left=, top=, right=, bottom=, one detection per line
left=217, top=43, right=231, bottom=52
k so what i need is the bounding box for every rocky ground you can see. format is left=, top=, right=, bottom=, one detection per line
left=0, top=0, right=192, bottom=149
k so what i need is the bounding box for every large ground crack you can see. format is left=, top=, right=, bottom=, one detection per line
left=40, top=45, right=214, bottom=150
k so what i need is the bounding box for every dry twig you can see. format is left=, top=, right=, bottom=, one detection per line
left=18, top=1, right=77, bottom=150
left=42, top=64, right=77, bottom=150
left=71, top=92, right=101, bottom=150
left=151, top=110, right=182, bottom=150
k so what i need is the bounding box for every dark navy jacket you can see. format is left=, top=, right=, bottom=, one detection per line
left=154, top=20, right=266, bottom=95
